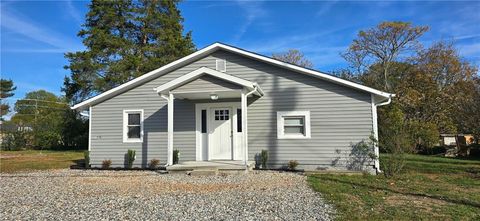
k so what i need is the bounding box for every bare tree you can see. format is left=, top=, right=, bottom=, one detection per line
left=342, top=21, right=429, bottom=90
left=272, top=49, right=314, bottom=68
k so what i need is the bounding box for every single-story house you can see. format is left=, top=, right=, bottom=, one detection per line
left=72, top=43, right=394, bottom=173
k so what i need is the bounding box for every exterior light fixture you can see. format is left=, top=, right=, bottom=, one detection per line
left=210, top=94, right=219, bottom=100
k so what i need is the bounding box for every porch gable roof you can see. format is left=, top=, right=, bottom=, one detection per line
left=155, top=67, right=264, bottom=96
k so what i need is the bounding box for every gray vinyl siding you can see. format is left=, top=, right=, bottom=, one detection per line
left=172, top=75, right=242, bottom=93
left=90, top=50, right=373, bottom=170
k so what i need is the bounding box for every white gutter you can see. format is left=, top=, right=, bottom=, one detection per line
left=372, top=94, right=395, bottom=174
left=376, top=94, right=394, bottom=107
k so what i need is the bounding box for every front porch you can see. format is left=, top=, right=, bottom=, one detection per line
left=167, top=160, right=256, bottom=174
left=155, top=67, right=264, bottom=168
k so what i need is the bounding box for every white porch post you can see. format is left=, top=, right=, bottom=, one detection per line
left=167, top=93, right=174, bottom=165
left=241, top=90, right=248, bottom=166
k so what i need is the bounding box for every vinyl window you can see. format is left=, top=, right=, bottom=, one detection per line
left=123, top=109, right=144, bottom=143
left=277, top=111, right=311, bottom=139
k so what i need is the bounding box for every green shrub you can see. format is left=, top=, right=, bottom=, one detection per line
left=173, top=150, right=180, bottom=164
left=84, top=151, right=90, bottom=168
left=379, top=104, right=413, bottom=177
left=126, top=149, right=136, bottom=168
left=148, top=159, right=160, bottom=169
left=287, top=160, right=299, bottom=171
left=260, top=150, right=268, bottom=169
left=407, top=120, right=440, bottom=153
left=102, top=159, right=112, bottom=169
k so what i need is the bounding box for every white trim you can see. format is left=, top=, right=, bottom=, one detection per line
left=215, top=59, right=226, bottom=72
left=171, top=89, right=243, bottom=95
left=277, top=111, right=311, bottom=139
left=122, top=109, right=144, bottom=143
left=371, top=95, right=380, bottom=171
left=155, top=67, right=262, bottom=95
left=71, top=43, right=392, bottom=110
left=241, top=90, right=248, bottom=165
left=195, top=102, right=241, bottom=161
left=88, top=106, right=92, bottom=151
left=167, top=93, right=174, bottom=165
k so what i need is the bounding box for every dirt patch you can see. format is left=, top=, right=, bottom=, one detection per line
left=385, top=194, right=448, bottom=210
left=0, top=154, right=16, bottom=159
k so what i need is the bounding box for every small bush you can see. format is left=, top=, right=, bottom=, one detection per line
left=84, top=151, right=90, bottom=168
left=102, top=160, right=112, bottom=169
left=127, top=149, right=136, bottom=168
left=260, top=150, right=268, bottom=169
left=288, top=160, right=299, bottom=171
left=173, top=149, right=180, bottom=164
left=148, top=159, right=160, bottom=169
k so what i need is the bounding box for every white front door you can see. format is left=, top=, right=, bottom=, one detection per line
left=209, top=108, right=232, bottom=160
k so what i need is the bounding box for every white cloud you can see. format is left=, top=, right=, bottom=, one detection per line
left=65, top=0, right=83, bottom=25
left=231, top=1, right=268, bottom=43
left=1, top=5, right=83, bottom=52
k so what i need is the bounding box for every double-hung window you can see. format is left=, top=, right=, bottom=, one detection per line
left=277, top=111, right=311, bottom=139
left=123, top=109, right=144, bottom=143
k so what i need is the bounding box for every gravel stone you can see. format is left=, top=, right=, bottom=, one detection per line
left=0, top=170, right=334, bottom=220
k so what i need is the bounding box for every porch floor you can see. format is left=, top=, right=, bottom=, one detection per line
left=166, top=161, right=255, bottom=172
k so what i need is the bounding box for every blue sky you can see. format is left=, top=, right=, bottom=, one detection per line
left=1, top=0, right=479, bottom=110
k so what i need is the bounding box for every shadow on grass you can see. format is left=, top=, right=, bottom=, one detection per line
left=312, top=175, right=480, bottom=209
left=403, top=156, right=480, bottom=165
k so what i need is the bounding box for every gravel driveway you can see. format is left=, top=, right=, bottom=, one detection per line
left=0, top=170, right=333, bottom=220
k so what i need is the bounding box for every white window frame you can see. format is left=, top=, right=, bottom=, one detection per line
left=123, top=109, right=144, bottom=143
left=277, top=111, right=311, bottom=139
left=215, top=59, right=226, bottom=72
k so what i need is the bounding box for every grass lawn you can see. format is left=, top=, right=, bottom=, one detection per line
left=308, top=154, right=480, bottom=220
left=0, top=150, right=84, bottom=173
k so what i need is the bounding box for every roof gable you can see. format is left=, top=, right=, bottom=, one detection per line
left=72, top=42, right=393, bottom=110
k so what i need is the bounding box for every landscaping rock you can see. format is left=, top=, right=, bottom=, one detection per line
left=0, top=169, right=334, bottom=220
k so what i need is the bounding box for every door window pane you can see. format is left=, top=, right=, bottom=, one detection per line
left=237, top=109, right=242, bottom=132
left=201, top=110, right=207, bottom=133
left=214, top=109, right=230, bottom=121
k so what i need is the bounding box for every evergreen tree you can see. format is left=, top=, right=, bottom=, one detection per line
left=64, top=0, right=195, bottom=103
left=0, top=78, right=16, bottom=121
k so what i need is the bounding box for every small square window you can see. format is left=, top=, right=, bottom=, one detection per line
left=277, top=111, right=311, bottom=139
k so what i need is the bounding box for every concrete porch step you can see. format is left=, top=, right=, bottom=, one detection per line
left=166, top=161, right=255, bottom=173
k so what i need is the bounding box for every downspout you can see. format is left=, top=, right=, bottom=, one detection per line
left=243, top=85, right=260, bottom=169
left=372, top=94, right=395, bottom=174
left=376, top=95, right=393, bottom=107
left=160, top=94, right=171, bottom=167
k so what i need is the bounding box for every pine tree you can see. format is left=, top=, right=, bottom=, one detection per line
left=0, top=78, right=16, bottom=121
left=64, top=0, right=195, bottom=103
